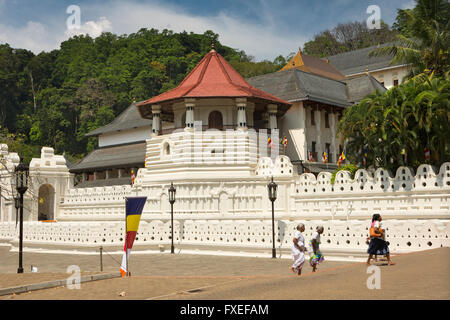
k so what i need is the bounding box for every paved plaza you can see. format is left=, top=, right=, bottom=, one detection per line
left=0, top=245, right=449, bottom=300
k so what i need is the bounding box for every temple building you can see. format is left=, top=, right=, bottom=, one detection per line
left=0, top=46, right=447, bottom=258
left=135, top=46, right=292, bottom=180
left=326, top=43, right=411, bottom=89
left=247, top=49, right=385, bottom=173
left=71, top=46, right=387, bottom=184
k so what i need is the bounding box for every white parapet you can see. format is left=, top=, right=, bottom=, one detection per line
left=0, top=142, right=449, bottom=255
left=1, top=218, right=449, bottom=254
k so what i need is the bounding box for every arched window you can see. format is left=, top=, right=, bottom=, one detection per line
left=164, top=142, right=170, bottom=155
left=208, top=111, right=223, bottom=130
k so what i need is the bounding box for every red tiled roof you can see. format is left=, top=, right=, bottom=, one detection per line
left=137, top=50, right=291, bottom=107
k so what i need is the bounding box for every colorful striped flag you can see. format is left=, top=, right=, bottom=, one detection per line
left=424, top=147, right=431, bottom=161
left=337, top=150, right=346, bottom=167
left=282, top=136, right=288, bottom=147
left=120, top=197, right=147, bottom=277
left=308, top=151, right=315, bottom=162
left=268, top=137, right=273, bottom=149
left=131, top=169, right=136, bottom=185
left=322, top=151, right=328, bottom=164
left=362, top=146, right=367, bottom=166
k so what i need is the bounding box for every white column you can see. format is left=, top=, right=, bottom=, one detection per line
left=151, top=104, right=161, bottom=136
left=267, top=104, right=278, bottom=130
left=185, top=98, right=196, bottom=131
left=299, top=102, right=307, bottom=160
left=236, top=98, right=247, bottom=130
left=315, top=107, right=322, bottom=158
left=118, top=169, right=124, bottom=178
left=105, top=170, right=111, bottom=180
left=330, top=112, right=337, bottom=163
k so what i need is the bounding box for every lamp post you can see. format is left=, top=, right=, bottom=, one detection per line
left=267, top=176, right=277, bottom=259
left=14, top=193, right=20, bottom=227
left=168, top=182, right=176, bottom=254
left=14, top=157, right=29, bottom=274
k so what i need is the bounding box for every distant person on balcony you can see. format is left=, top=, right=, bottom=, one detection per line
left=290, top=223, right=306, bottom=276
left=367, top=214, right=395, bottom=266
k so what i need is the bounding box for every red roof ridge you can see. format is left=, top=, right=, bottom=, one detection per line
left=182, top=52, right=213, bottom=97
left=137, top=50, right=291, bottom=107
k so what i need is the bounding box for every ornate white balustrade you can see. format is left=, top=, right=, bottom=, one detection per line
left=1, top=218, right=448, bottom=253
left=1, top=143, right=449, bottom=255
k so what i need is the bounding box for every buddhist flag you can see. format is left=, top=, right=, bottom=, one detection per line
left=337, top=150, right=346, bottom=167
left=424, top=147, right=431, bottom=161
left=131, top=169, right=136, bottom=185
left=322, top=151, right=328, bottom=164
left=362, top=146, right=367, bottom=166
left=282, top=136, right=288, bottom=147
left=308, top=151, right=315, bottom=162
left=268, top=137, right=273, bottom=149
left=120, top=197, right=147, bottom=277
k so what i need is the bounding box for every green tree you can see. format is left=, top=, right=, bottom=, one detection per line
left=370, top=0, right=450, bottom=79
left=338, top=72, right=450, bottom=172
left=303, top=21, right=398, bottom=57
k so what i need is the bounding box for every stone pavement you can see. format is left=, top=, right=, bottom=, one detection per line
left=0, top=245, right=449, bottom=300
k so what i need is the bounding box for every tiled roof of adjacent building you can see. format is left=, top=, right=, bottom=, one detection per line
left=70, top=142, right=146, bottom=172
left=86, top=101, right=151, bottom=137
left=325, top=43, right=403, bottom=76
left=343, top=75, right=386, bottom=103
left=280, top=49, right=345, bottom=81
left=247, top=68, right=385, bottom=107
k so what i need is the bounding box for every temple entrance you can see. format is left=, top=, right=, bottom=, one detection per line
left=38, top=184, right=55, bottom=221
left=208, top=111, right=223, bottom=130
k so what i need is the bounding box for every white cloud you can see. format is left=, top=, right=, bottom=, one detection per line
left=91, top=1, right=306, bottom=60
left=401, top=0, right=416, bottom=9
left=0, top=0, right=307, bottom=60
left=0, top=21, right=57, bottom=53
left=65, top=16, right=113, bottom=39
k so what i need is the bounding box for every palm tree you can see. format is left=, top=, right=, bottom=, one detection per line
left=338, top=72, right=449, bottom=171
left=369, top=0, right=449, bottom=79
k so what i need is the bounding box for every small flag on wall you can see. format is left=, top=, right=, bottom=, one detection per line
left=120, top=197, right=147, bottom=277
left=307, top=151, right=315, bottom=162
left=322, top=151, right=328, bottom=164
left=131, top=169, right=136, bottom=186
left=424, top=147, right=431, bottom=161
left=337, top=150, right=346, bottom=167
left=268, top=137, right=273, bottom=149
left=362, top=146, right=367, bottom=166
left=282, top=136, right=288, bottom=147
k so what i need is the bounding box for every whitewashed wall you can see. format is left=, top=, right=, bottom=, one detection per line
left=0, top=144, right=449, bottom=255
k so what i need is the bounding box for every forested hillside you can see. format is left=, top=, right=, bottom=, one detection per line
left=0, top=29, right=287, bottom=162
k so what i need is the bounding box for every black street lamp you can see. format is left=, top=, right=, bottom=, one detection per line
left=14, top=193, right=20, bottom=227
left=14, top=157, right=29, bottom=274
left=168, top=182, right=176, bottom=254
left=267, top=176, right=277, bottom=259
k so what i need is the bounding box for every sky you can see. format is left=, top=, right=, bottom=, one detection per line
left=0, top=0, right=416, bottom=61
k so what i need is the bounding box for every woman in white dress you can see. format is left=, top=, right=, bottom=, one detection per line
left=290, top=223, right=306, bottom=276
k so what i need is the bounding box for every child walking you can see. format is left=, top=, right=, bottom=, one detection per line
left=290, top=223, right=306, bottom=276
left=310, top=226, right=325, bottom=272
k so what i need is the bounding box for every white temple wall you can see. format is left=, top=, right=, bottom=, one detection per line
left=1, top=143, right=449, bottom=255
